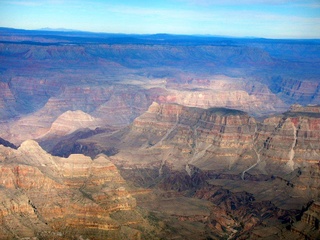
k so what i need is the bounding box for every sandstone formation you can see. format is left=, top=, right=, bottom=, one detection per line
left=73, top=102, right=258, bottom=174
left=255, top=105, right=320, bottom=176
left=0, top=140, right=154, bottom=239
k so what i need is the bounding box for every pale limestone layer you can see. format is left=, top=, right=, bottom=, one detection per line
left=45, top=110, right=98, bottom=136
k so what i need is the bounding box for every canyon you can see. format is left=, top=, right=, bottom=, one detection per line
left=0, top=28, right=319, bottom=239
left=0, top=140, right=155, bottom=239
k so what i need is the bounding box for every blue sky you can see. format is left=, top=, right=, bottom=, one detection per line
left=0, top=0, right=319, bottom=38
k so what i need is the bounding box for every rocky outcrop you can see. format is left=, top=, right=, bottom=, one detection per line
left=291, top=201, right=320, bottom=239
left=43, top=110, right=100, bottom=136
left=55, top=103, right=320, bottom=177
left=255, top=106, right=320, bottom=176
left=84, top=102, right=258, bottom=173
left=38, top=110, right=102, bottom=151
left=0, top=140, right=149, bottom=239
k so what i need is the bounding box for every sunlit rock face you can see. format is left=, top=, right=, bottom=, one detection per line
left=43, top=110, right=99, bottom=136
left=0, top=140, right=144, bottom=239
left=127, top=102, right=257, bottom=171
left=256, top=106, right=320, bottom=175
left=51, top=103, right=320, bottom=177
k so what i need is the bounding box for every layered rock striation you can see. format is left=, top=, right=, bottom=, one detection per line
left=0, top=140, right=147, bottom=239
left=54, top=103, right=320, bottom=236
left=54, top=103, right=320, bottom=177
left=256, top=105, right=320, bottom=176
left=294, top=201, right=320, bottom=239
left=79, top=102, right=258, bottom=173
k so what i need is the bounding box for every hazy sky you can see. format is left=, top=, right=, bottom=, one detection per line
left=0, top=0, right=319, bottom=38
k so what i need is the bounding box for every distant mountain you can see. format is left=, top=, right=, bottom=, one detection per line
left=38, top=27, right=82, bottom=32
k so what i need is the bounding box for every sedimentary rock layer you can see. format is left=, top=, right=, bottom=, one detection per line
left=0, top=140, right=143, bottom=239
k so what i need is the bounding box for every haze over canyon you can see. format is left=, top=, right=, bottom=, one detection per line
left=0, top=28, right=319, bottom=239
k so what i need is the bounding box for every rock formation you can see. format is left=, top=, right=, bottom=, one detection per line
left=43, top=110, right=100, bottom=136
left=1, top=30, right=319, bottom=145
left=291, top=201, right=320, bottom=239
left=0, top=140, right=155, bottom=239
left=1, top=28, right=320, bottom=239
left=49, top=103, right=320, bottom=239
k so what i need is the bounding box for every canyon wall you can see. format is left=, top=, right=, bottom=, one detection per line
left=0, top=140, right=156, bottom=239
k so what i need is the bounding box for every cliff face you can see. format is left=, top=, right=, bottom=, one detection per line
left=0, top=140, right=147, bottom=239
left=256, top=108, right=320, bottom=176
left=54, top=103, right=320, bottom=177
left=74, top=102, right=257, bottom=174
left=128, top=102, right=257, bottom=171
left=165, top=75, right=288, bottom=115
left=289, top=201, right=320, bottom=239
left=270, top=77, right=320, bottom=105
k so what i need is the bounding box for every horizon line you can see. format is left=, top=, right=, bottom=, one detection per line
left=1, top=26, right=320, bottom=41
